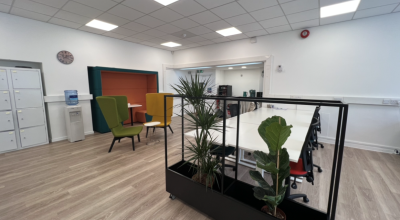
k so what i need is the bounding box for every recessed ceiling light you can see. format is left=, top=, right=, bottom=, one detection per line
left=180, top=67, right=211, bottom=70
left=229, top=67, right=233, bottom=69
left=161, top=42, right=182, bottom=47
left=86, top=19, right=118, bottom=31
left=242, top=66, right=246, bottom=69
left=216, top=27, right=242, bottom=37
left=321, top=0, right=360, bottom=18
left=217, top=62, right=262, bottom=67
left=154, top=0, right=179, bottom=6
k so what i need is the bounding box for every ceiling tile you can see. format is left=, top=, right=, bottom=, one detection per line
left=131, top=33, right=156, bottom=41
left=170, top=18, right=200, bottom=29
left=73, top=0, right=117, bottom=11
left=10, top=7, right=51, bottom=21
left=225, top=14, right=256, bottom=26
left=142, top=29, right=168, bottom=37
left=14, top=0, right=58, bottom=16
left=124, top=37, right=143, bottom=43
left=250, top=5, right=284, bottom=21
left=200, top=32, right=222, bottom=39
left=141, top=41, right=157, bottom=46
left=31, top=0, right=69, bottom=8
left=290, top=19, right=319, bottom=30
left=394, top=4, right=400, bottom=12
left=156, top=24, right=182, bottom=34
left=0, top=3, right=10, bottom=12
left=204, top=20, right=231, bottom=31
left=227, top=34, right=248, bottom=40
left=103, top=32, right=126, bottom=39
left=121, top=0, right=163, bottom=14
left=187, top=26, right=213, bottom=35
left=168, top=0, right=206, bottom=16
left=122, top=21, right=151, bottom=32
left=63, top=1, right=103, bottom=18
left=185, top=43, right=201, bottom=48
left=320, top=13, right=354, bottom=25
left=286, top=9, right=320, bottom=23
left=236, top=22, right=264, bottom=32
left=54, top=10, right=92, bottom=24
left=358, top=0, right=400, bottom=10
left=79, top=26, right=107, bottom=34
left=259, top=16, right=288, bottom=28
left=212, top=37, right=230, bottom=43
left=0, top=0, right=13, bottom=5
left=111, top=27, right=137, bottom=36
left=189, top=11, right=220, bottom=25
left=281, top=0, right=319, bottom=15
left=108, top=5, right=145, bottom=21
left=96, top=13, right=130, bottom=26
left=158, top=34, right=181, bottom=41
left=186, top=36, right=207, bottom=42
left=198, top=40, right=215, bottom=46
left=174, top=38, right=194, bottom=45
left=171, top=30, right=197, bottom=39
left=319, top=0, right=352, bottom=7
left=354, top=4, right=398, bottom=19
left=150, top=7, right=184, bottom=22
left=135, top=15, right=165, bottom=28
left=195, top=0, right=235, bottom=9
left=238, top=0, right=279, bottom=12
left=266, top=24, right=291, bottom=34
left=278, top=0, right=294, bottom=3
left=210, top=2, right=247, bottom=19
left=147, top=37, right=167, bottom=44
left=49, top=17, right=82, bottom=29
left=245, top=29, right=268, bottom=37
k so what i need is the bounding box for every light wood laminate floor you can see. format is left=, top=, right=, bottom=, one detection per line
left=0, top=117, right=399, bottom=220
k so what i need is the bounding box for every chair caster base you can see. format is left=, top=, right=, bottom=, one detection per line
left=169, top=194, right=176, bottom=200
left=303, top=197, right=309, bottom=203
left=291, top=182, right=297, bottom=189
left=318, top=168, right=323, bottom=173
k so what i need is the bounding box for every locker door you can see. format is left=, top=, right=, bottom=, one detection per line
left=0, top=131, right=17, bottom=152
left=20, top=126, right=47, bottom=148
left=14, top=89, right=43, bottom=108
left=17, top=108, right=45, bottom=128
left=11, top=69, right=41, bottom=89
left=0, top=70, right=8, bottom=90
left=0, top=111, right=14, bottom=132
left=0, top=91, right=11, bottom=110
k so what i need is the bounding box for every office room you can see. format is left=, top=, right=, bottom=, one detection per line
left=0, top=0, right=399, bottom=219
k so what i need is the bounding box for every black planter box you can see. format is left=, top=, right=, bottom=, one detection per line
left=166, top=161, right=327, bottom=220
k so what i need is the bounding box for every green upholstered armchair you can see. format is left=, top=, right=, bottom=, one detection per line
left=96, top=96, right=143, bottom=152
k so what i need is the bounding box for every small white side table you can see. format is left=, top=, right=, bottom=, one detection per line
left=128, top=104, right=142, bottom=126
left=144, top=121, right=160, bottom=145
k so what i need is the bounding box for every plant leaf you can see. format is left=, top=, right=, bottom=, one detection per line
left=249, top=171, right=276, bottom=195
left=264, top=122, right=293, bottom=152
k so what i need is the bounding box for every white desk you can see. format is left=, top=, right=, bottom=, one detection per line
left=128, top=104, right=142, bottom=126
left=184, top=108, right=314, bottom=164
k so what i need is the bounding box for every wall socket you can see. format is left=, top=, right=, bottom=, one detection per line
left=383, top=99, right=400, bottom=105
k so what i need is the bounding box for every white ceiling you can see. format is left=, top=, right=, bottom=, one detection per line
left=1, top=0, right=399, bottom=51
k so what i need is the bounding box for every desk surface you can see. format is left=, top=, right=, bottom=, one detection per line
left=184, top=108, right=314, bottom=162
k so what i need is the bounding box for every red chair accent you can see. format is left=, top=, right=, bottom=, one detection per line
left=290, top=159, right=308, bottom=176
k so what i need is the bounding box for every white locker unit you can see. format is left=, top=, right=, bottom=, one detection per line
left=0, top=66, right=48, bottom=153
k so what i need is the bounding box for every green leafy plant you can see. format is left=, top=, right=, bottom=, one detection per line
left=171, top=75, right=221, bottom=188
left=249, top=116, right=292, bottom=218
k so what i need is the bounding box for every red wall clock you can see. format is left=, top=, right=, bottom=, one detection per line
left=301, top=30, right=310, bottom=39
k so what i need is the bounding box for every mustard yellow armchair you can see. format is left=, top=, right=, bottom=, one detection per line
left=146, top=93, right=173, bottom=137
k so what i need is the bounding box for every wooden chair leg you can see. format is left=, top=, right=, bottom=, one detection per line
left=109, top=138, right=117, bottom=153
left=137, top=134, right=140, bottom=142
left=132, top=137, right=135, bottom=151
left=146, top=127, right=149, bottom=138
left=153, top=127, right=155, bottom=133
left=168, top=125, right=174, bottom=133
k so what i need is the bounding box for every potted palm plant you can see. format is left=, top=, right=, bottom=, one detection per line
left=249, top=116, right=292, bottom=220
left=171, top=75, right=221, bottom=188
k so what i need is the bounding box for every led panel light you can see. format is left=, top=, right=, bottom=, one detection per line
left=216, top=27, right=242, bottom=37
left=180, top=67, right=211, bottom=70
left=229, top=67, right=233, bottom=69
left=321, top=0, right=361, bottom=18
left=86, top=19, right=118, bottom=31
left=161, top=42, right=182, bottom=47
left=154, top=0, right=179, bottom=6
left=217, top=62, right=262, bottom=68
left=242, top=66, right=247, bottom=69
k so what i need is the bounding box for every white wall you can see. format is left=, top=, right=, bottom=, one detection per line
left=220, top=68, right=263, bottom=96
left=0, top=13, right=173, bottom=141
left=173, top=13, right=400, bottom=153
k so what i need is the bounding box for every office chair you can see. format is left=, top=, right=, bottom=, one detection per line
left=309, top=117, right=323, bottom=173
left=145, top=93, right=174, bottom=138
left=229, top=104, right=240, bottom=117
left=96, top=96, right=143, bottom=152
left=287, top=139, right=315, bottom=203
left=211, top=145, right=236, bottom=172
left=311, top=107, right=324, bottom=150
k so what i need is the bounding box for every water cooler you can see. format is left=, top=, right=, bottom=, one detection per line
left=65, top=106, right=85, bottom=142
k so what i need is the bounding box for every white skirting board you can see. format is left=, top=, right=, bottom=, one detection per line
left=51, top=131, right=94, bottom=142
left=319, top=136, right=399, bottom=154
